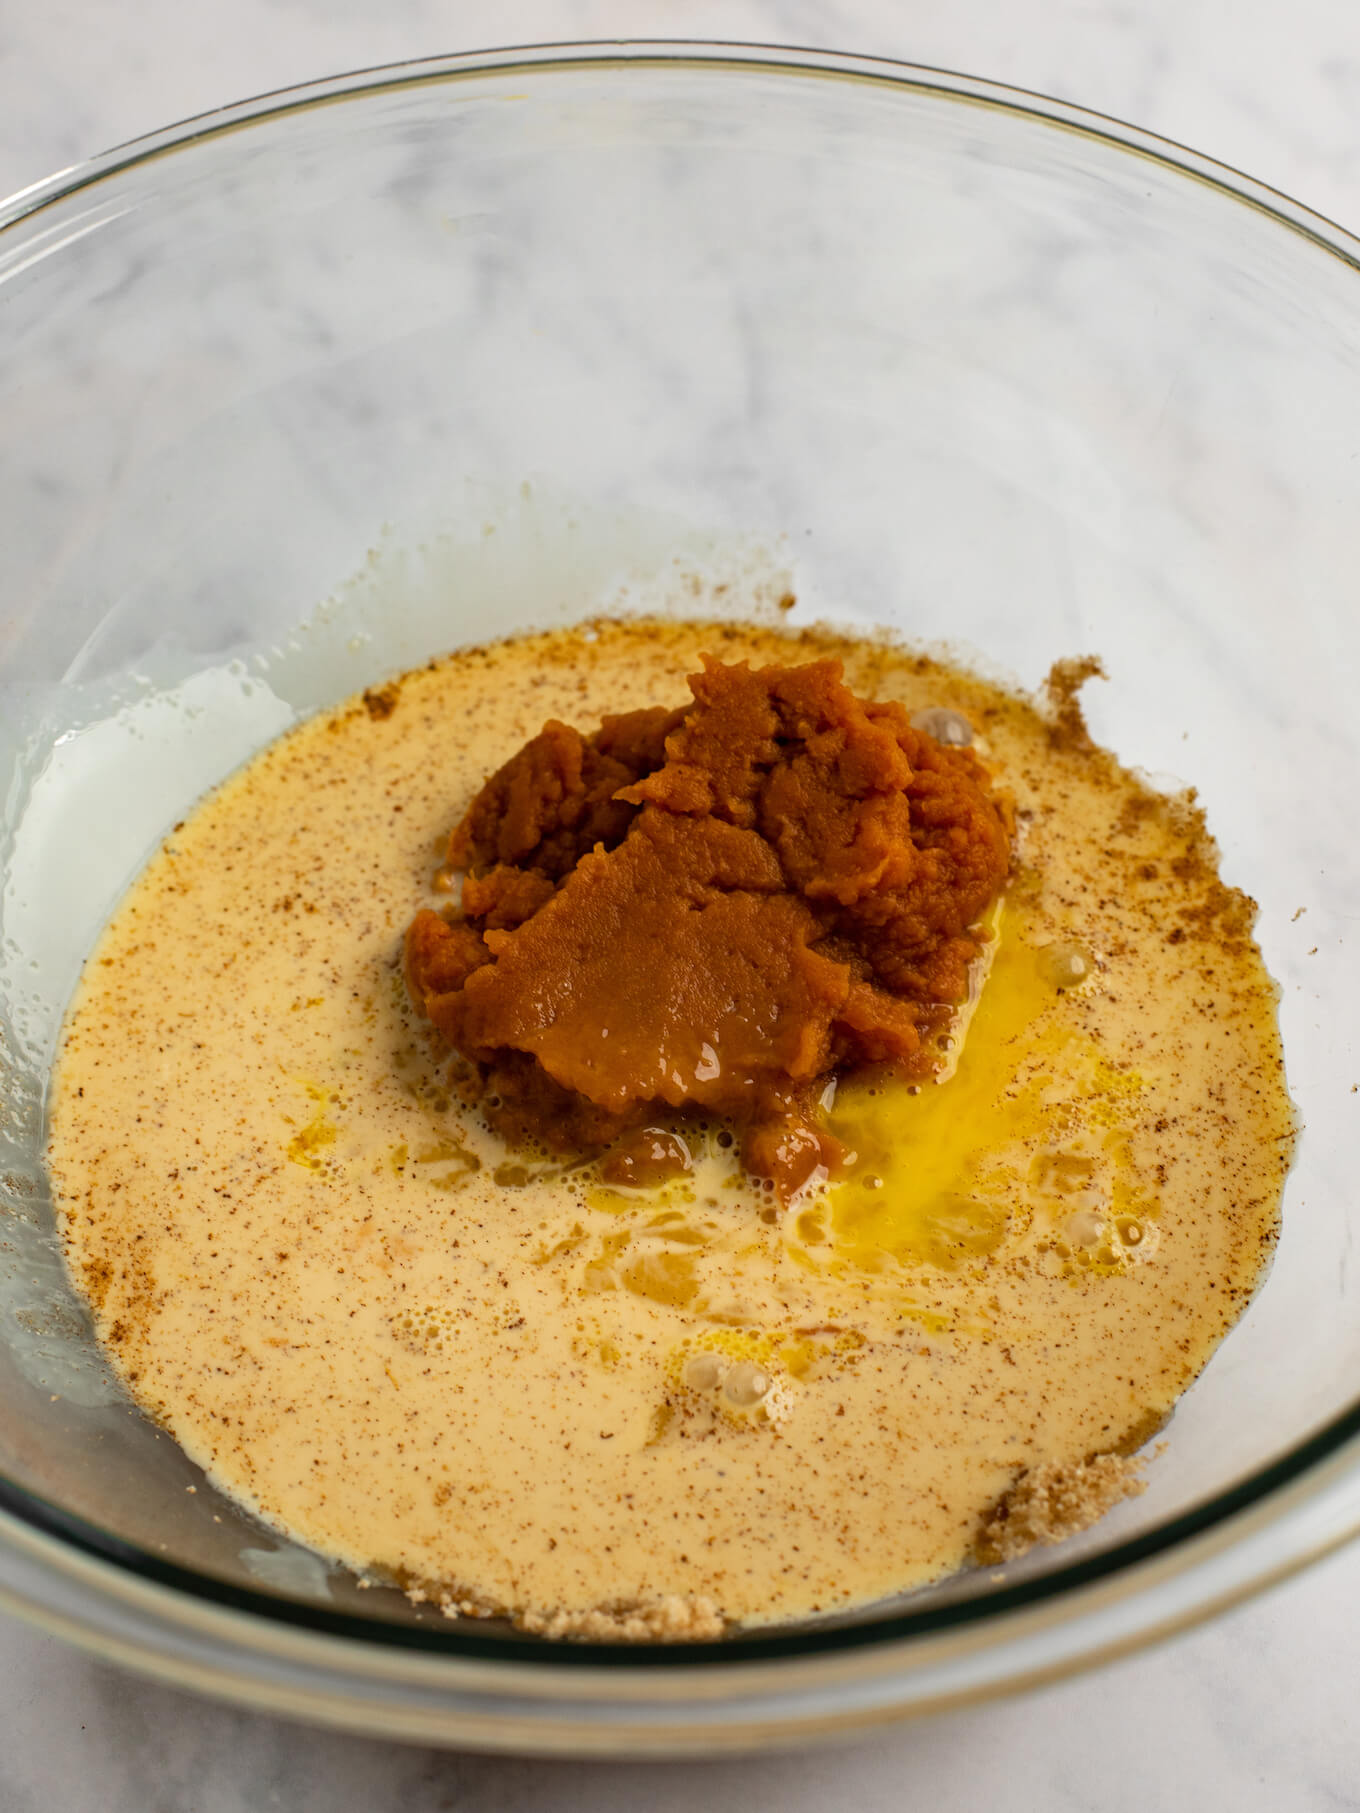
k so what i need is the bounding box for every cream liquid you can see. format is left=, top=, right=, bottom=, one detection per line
left=47, top=621, right=1294, bottom=1631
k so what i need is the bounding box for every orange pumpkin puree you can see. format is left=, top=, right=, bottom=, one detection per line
left=404, top=655, right=1012, bottom=1195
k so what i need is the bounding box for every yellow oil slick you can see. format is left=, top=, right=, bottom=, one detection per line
left=581, top=899, right=1156, bottom=1297
left=818, top=905, right=1150, bottom=1278
left=285, top=1082, right=339, bottom=1172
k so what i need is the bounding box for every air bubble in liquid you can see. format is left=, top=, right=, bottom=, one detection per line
left=910, top=706, right=974, bottom=747
left=683, top=1352, right=724, bottom=1392
left=1040, top=942, right=1093, bottom=990
left=723, top=1361, right=770, bottom=1409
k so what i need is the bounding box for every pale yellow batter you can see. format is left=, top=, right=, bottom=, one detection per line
left=46, top=620, right=1294, bottom=1635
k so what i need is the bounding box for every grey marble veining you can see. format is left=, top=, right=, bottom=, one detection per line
left=4, top=3, right=1360, bottom=1808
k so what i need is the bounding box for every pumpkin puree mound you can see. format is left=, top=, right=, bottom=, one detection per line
left=404, top=655, right=1012, bottom=1195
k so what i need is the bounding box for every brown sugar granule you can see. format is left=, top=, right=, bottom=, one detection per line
left=518, top=1593, right=725, bottom=1642
left=405, top=655, right=1011, bottom=1197
left=974, top=1453, right=1149, bottom=1565
left=1043, top=655, right=1107, bottom=754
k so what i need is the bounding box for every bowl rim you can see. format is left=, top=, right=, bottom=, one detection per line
left=3, top=36, right=1359, bottom=1729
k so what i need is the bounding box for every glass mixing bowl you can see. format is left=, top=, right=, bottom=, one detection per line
left=2, top=42, right=1360, bottom=1755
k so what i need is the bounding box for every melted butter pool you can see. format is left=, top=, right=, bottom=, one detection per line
left=578, top=894, right=1159, bottom=1302
left=817, top=900, right=1156, bottom=1281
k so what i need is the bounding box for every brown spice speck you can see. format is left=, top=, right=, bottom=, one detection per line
left=363, top=683, right=401, bottom=721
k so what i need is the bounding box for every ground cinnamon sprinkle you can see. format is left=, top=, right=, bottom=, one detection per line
left=405, top=654, right=1012, bottom=1197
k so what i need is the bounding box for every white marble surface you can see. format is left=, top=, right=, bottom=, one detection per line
left=4, top=2, right=1360, bottom=1807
